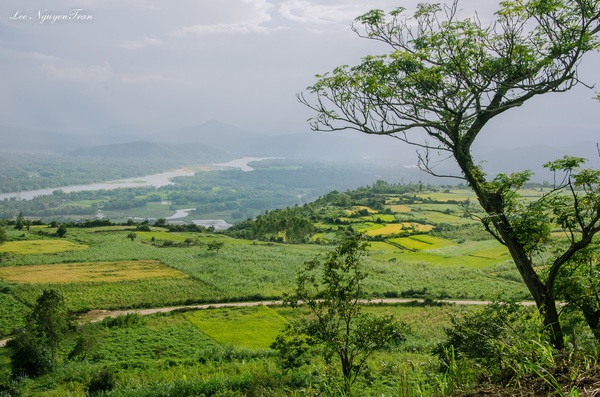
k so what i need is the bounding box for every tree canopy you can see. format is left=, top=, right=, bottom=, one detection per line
left=300, top=0, right=600, bottom=349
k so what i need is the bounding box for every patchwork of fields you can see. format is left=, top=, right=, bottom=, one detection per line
left=0, top=187, right=540, bottom=396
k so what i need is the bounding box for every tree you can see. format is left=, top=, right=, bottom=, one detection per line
left=14, top=211, right=24, bottom=231
left=0, top=226, right=7, bottom=245
left=207, top=240, right=224, bottom=254
left=127, top=232, right=137, bottom=242
left=56, top=224, right=68, bottom=238
left=300, top=0, right=600, bottom=350
left=7, top=289, right=71, bottom=376
left=282, top=234, right=407, bottom=396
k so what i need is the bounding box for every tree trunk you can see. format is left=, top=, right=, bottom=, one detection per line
left=456, top=151, right=565, bottom=349
left=581, top=307, right=600, bottom=343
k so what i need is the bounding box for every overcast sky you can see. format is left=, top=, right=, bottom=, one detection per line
left=1, top=0, right=598, bottom=149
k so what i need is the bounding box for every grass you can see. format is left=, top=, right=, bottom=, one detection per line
left=92, top=313, right=219, bottom=364
left=0, top=260, right=188, bottom=283
left=0, top=292, right=28, bottom=337
left=185, top=306, right=289, bottom=349
left=416, top=190, right=476, bottom=202
left=0, top=224, right=526, bottom=326
left=10, top=278, right=219, bottom=312
left=0, top=239, right=87, bottom=254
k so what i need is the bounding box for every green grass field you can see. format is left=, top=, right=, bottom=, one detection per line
left=185, top=306, right=289, bottom=349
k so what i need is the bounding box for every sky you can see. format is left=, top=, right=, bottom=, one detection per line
left=0, top=0, right=598, bottom=149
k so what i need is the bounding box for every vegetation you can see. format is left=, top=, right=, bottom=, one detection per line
left=280, top=234, right=408, bottom=396
left=7, top=289, right=71, bottom=377
left=300, top=0, right=600, bottom=349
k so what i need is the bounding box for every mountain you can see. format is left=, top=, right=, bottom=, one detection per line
left=68, top=141, right=230, bottom=162
left=0, top=125, right=142, bottom=153
left=475, top=142, right=600, bottom=181
left=148, top=120, right=268, bottom=156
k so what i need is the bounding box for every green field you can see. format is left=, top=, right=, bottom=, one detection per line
left=185, top=306, right=289, bottom=349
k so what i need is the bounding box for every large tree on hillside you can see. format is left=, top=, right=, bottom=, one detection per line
left=300, top=0, right=600, bottom=349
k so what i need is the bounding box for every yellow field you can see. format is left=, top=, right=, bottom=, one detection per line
left=345, top=206, right=378, bottom=215
left=386, top=204, right=411, bottom=213
left=365, top=222, right=433, bottom=237
left=0, top=260, right=188, bottom=284
left=0, top=239, right=88, bottom=254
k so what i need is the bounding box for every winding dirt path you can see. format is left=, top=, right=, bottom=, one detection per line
left=0, top=298, right=536, bottom=347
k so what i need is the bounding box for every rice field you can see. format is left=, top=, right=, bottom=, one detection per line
left=0, top=239, right=88, bottom=254
left=0, top=260, right=188, bottom=284
left=389, top=235, right=455, bottom=251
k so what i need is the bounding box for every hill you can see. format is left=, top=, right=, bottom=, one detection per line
left=68, top=141, right=230, bottom=162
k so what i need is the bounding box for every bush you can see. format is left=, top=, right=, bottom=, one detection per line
left=101, top=313, right=146, bottom=329
left=6, top=328, right=54, bottom=377
left=435, top=301, right=555, bottom=385
left=87, top=366, right=116, bottom=395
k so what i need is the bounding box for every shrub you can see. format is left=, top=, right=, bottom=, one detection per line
left=87, top=366, right=116, bottom=395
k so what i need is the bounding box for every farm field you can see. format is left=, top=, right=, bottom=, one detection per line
left=0, top=184, right=539, bottom=396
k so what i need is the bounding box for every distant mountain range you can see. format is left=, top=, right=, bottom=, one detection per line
left=1, top=120, right=597, bottom=182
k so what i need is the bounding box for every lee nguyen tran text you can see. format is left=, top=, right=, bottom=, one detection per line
left=9, top=9, right=93, bottom=24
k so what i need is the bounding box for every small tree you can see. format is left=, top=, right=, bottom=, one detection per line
left=127, top=232, right=137, bottom=242
left=56, top=224, right=68, bottom=238
left=282, top=234, right=407, bottom=396
left=8, top=289, right=71, bottom=376
left=14, top=211, right=24, bottom=231
left=0, top=226, right=7, bottom=245
left=207, top=240, right=224, bottom=254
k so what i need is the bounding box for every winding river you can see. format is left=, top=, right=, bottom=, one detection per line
left=0, top=157, right=270, bottom=201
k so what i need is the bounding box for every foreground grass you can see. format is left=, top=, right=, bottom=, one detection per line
left=185, top=306, right=289, bottom=349
left=0, top=303, right=468, bottom=396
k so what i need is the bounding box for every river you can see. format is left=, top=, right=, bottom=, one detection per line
left=0, top=157, right=270, bottom=201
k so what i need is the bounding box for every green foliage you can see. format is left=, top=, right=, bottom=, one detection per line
left=87, top=366, right=117, bottom=395
left=7, top=289, right=71, bottom=377
left=206, top=240, right=224, bottom=254
left=14, top=212, right=24, bottom=231
left=69, top=323, right=106, bottom=361
left=55, top=224, right=68, bottom=238
left=283, top=234, right=408, bottom=396
left=300, top=0, right=600, bottom=350
left=6, top=327, right=54, bottom=377
left=435, top=301, right=556, bottom=387
left=555, top=243, right=600, bottom=342
left=0, top=226, right=7, bottom=245
left=101, top=313, right=146, bottom=329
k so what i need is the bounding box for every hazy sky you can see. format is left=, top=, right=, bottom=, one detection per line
left=1, top=0, right=598, bottom=148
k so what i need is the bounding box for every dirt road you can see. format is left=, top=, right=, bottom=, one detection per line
left=0, top=298, right=536, bottom=347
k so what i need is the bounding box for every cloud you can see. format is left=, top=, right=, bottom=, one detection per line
left=278, top=0, right=364, bottom=25
left=172, top=23, right=270, bottom=37
left=240, top=0, right=273, bottom=24
left=117, top=37, right=163, bottom=49
left=41, top=61, right=113, bottom=82
left=120, top=73, right=179, bottom=84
